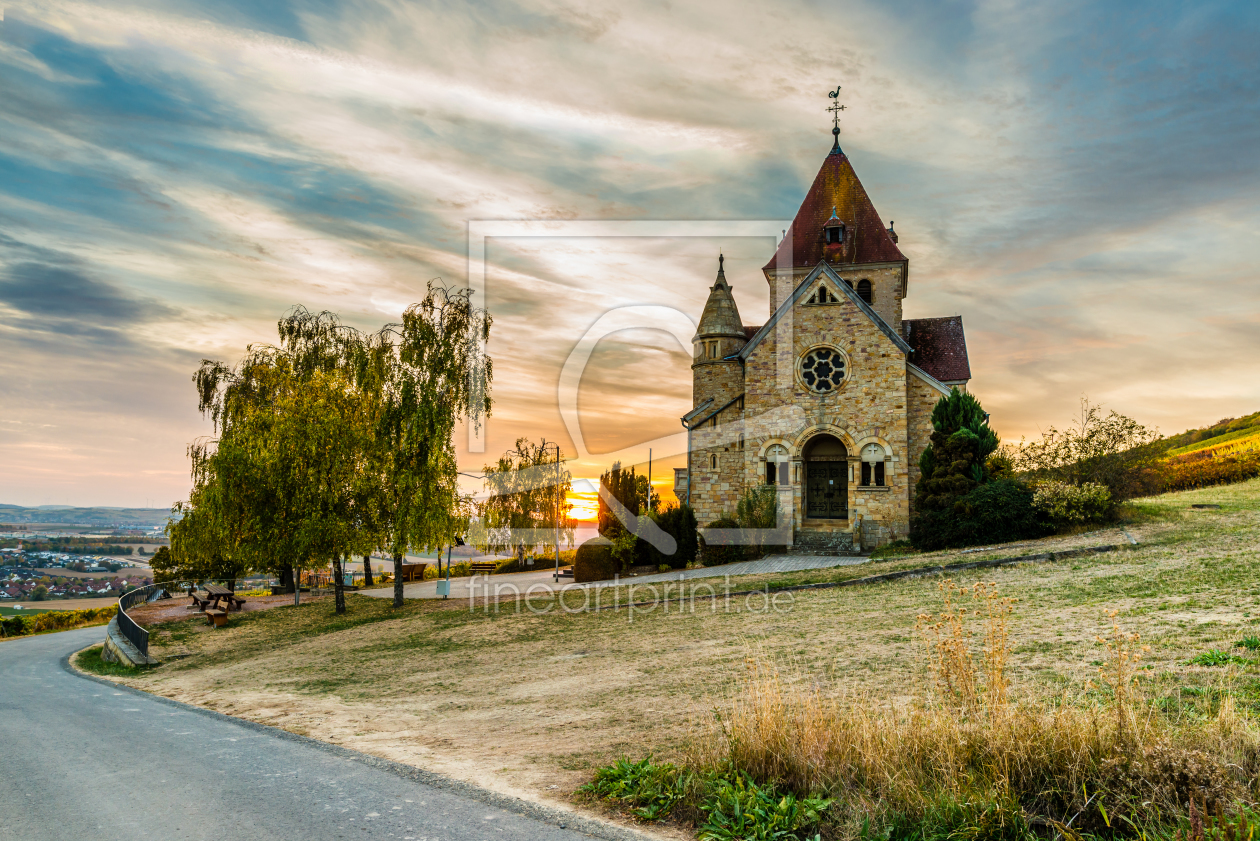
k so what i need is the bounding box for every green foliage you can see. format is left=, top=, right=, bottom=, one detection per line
left=701, top=517, right=744, bottom=566
left=598, top=461, right=651, bottom=537
left=580, top=759, right=829, bottom=838
left=1188, top=649, right=1249, bottom=667
left=1014, top=398, right=1162, bottom=501
left=699, top=773, right=831, bottom=841
left=580, top=756, right=687, bottom=821
left=573, top=536, right=618, bottom=583
left=883, top=792, right=1031, bottom=841
left=912, top=479, right=1053, bottom=551
left=646, top=504, right=699, bottom=569
left=916, top=389, right=1000, bottom=514
left=75, top=644, right=149, bottom=677
left=477, top=437, right=574, bottom=559
left=610, top=529, right=639, bottom=571
left=0, top=606, right=116, bottom=637
left=735, top=485, right=783, bottom=558
left=1031, top=480, right=1113, bottom=526
left=30, top=584, right=47, bottom=601
left=1237, top=636, right=1260, bottom=651
left=182, top=282, right=492, bottom=611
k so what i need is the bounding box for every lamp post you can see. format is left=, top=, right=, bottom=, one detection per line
left=539, top=441, right=563, bottom=582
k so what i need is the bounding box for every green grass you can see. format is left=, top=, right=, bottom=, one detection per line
left=74, top=644, right=151, bottom=677
left=0, top=605, right=57, bottom=617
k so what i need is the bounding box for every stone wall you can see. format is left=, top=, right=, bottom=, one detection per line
left=763, top=263, right=906, bottom=331
left=906, top=369, right=948, bottom=514
left=742, top=292, right=913, bottom=538
left=690, top=356, right=748, bottom=524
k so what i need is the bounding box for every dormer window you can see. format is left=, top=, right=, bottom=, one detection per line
left=824, top=206, right=845, bottom=245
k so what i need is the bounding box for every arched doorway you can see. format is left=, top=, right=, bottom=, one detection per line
left=803, top=434, right=848, bottom=520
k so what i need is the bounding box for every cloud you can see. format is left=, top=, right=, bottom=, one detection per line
left=0, top=261, right=173, bottom=320
left=0, top=0, right=1258, bottom=507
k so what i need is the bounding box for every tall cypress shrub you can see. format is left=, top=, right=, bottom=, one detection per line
left=916, top=388, right=1000, bottom=514
left=912, top=388, right=1049, bottom=550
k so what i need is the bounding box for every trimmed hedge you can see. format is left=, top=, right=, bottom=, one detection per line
left=574, top=536, right=618, bottom=583
left=911, top=479, right=1052, bottom=551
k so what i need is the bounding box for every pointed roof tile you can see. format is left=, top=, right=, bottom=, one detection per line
left=763, top=150, right=906, bottom=271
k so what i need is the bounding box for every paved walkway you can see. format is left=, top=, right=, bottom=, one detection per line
left=359, top=553, right=867, bottom=601
left=0, top=627, right=594, bottom=841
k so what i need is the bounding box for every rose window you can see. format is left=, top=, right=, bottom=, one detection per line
left=799, top=347, right=846, bottom=393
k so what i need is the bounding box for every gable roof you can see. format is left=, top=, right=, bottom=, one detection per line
left=903, top=316, right=971, bottom=383
left=907, top=363, right=952, bottom=397
left=763, top=149, right=906, bottom=271
left=738, top=262, right=912, bottom=361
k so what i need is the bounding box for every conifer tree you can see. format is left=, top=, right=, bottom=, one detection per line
left=916, top=387, right=1000, bottom=513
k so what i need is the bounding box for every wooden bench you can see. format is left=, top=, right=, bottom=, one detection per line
left=468, top=562, right=498, bottom=574
left=187, top=587, right=211, bottom=611
left=205, top=608, right=228, bottom=628
left=399, top=563, right=428, bottom=583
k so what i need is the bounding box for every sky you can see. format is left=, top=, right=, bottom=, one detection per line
left=1, top=0, right=1258, bottom=517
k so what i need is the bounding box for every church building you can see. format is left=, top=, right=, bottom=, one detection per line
left=680, top=127, right=972, bottom=551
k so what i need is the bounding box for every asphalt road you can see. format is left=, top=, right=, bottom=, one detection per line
left=0, top=627, right=617, bottom=841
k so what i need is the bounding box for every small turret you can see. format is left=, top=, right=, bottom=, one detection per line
left=692, top=254, right=747, bottom=408
left=695, top=257, right=740, bottom=348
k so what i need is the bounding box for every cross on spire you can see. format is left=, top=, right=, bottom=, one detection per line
left=826, top=85, right=845, bottom=152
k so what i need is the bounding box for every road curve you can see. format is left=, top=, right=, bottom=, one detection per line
left=0, top=627, right=615, bottom=841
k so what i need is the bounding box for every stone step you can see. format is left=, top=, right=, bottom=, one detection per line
left=791, top=529, right=858, bottom=556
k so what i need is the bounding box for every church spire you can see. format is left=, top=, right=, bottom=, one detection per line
left=827, top=85, right=845, bottom=154
left=695, top=253, right=744, bottom=340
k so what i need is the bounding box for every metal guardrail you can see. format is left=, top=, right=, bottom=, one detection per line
left=115, top=582, right=161, bottom=656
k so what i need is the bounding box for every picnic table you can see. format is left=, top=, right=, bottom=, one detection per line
left=204, top=584, right=246, bottom=612
left=188, top=584, right=246, bottom=615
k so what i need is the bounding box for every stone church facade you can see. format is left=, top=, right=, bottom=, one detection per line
left=680, top=138, right=972, bottom=550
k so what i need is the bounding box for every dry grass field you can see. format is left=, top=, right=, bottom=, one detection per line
left=99, top=479, right=1260, bottom=823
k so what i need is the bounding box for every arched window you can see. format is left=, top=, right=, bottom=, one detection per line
left=764, top=444, right=789, bottom=486
left=709, top=453, right=718, bottom=470
left=809, top=284, right=837, bottom=305
left=857, top=279, right=873, bottom=304
left=860, top=443, right=886, bottom=487
left=738, top=433, right=745, bottom=451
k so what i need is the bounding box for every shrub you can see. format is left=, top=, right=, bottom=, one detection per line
left=1031, top=480, right=1113, bottom=526
left=734, top=486, right=784, bottom=559
left=912, top=479, right=1052, bottom=551
left=700, top=517, right=744, bottom=566
left=916, top=388, right=1001, bottom=514
left=646, top=504, right=699, bottom=569
left=573, top=536, right=618, bottom=583
left=1014, top=398, right=1162, bottom=500
left=0, top=606, right=116, bottom=638
left=1163, top=449, right=1260, bottom=493
left=698, top=773, right=830, bottom=841
left=580, top=756, right=686, bottom=821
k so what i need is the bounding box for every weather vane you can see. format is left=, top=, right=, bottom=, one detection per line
left=827, top=86, right=845, bottom=150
